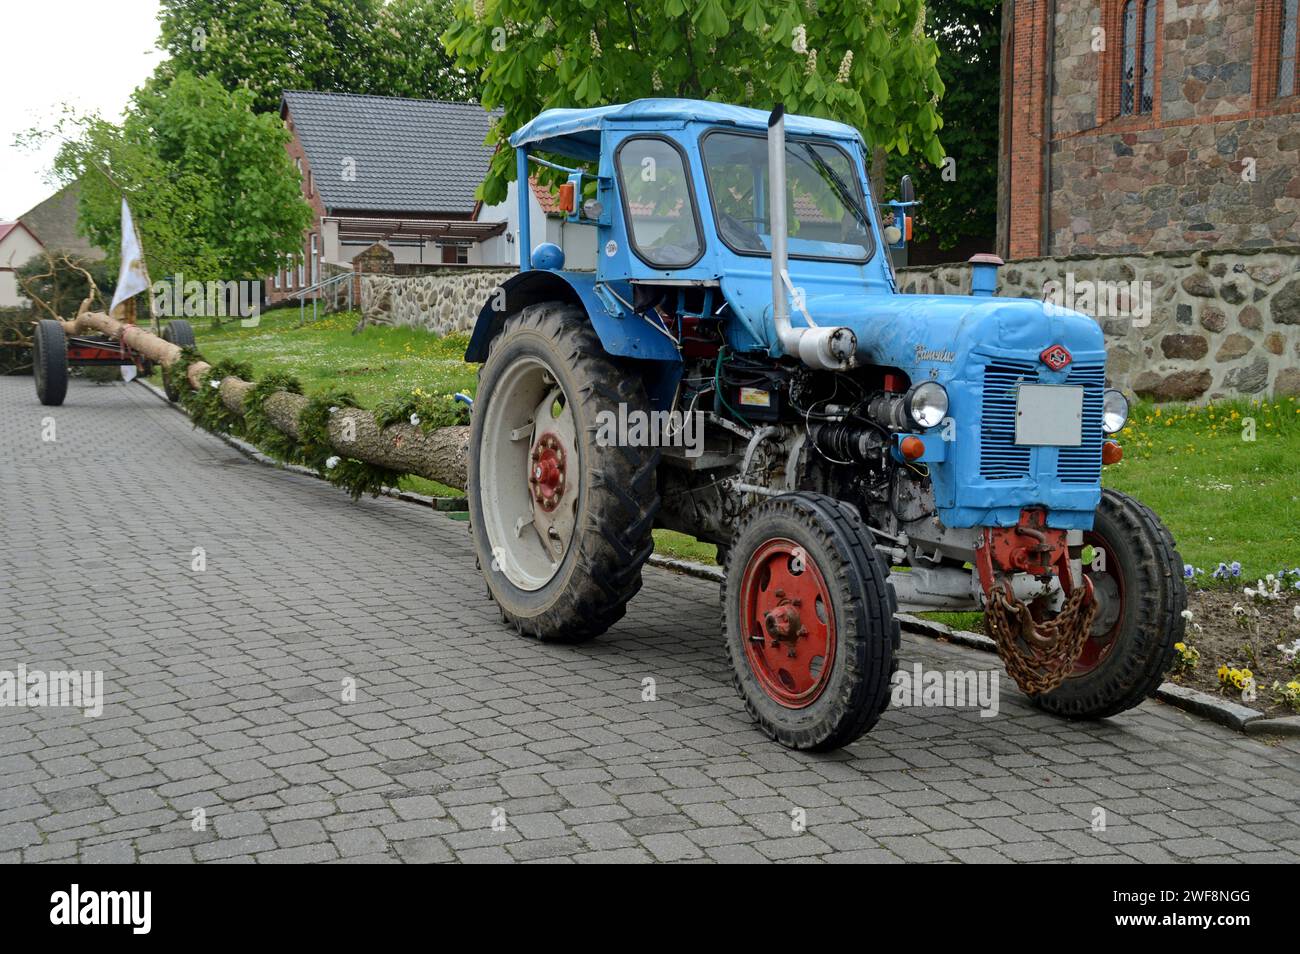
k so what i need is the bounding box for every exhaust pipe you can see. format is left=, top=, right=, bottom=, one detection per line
left=767, top=105, right=857, bottom=371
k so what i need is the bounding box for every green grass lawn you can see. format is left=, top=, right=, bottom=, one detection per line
left=165, top=310, right=1299, bottom=585
left=1103, top=398, right=1300, bottom=578
left=174, top=307, right=477, bottom=403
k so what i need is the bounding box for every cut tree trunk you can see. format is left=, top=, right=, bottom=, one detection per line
left=60, top=310, right=470, bottom=490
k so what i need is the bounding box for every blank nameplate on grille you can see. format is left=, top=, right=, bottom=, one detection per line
left=1014, top=384, right=1083, bottom=446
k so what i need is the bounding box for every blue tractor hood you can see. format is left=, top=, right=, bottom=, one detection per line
left=799, top=292, right=1106, bottom=374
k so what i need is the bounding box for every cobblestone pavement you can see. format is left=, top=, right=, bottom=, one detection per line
left=1, top=377, right=1297, bottom=864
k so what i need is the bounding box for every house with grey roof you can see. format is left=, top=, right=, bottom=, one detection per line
left=270, top=90, right=512, bottom=302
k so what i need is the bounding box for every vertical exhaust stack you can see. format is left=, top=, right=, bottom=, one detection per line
left=768, top=105, right=791, bottom=331
left=766, top=105, right=857, bottom=371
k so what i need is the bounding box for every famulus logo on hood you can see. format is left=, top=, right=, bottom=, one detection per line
left=914, top=344, right=956, bottom=363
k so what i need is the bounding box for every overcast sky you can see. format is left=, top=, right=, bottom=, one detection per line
left=2, top=0, right=164, bottom=220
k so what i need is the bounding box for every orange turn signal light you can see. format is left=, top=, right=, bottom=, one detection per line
left=900, top=436, right=925, bottom=461
left=558, top=182, right=576, bottom=213
left=1102, top=440, right=1123, bottom=465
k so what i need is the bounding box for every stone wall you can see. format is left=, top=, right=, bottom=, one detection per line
left=897, top=246, right=1300, bottom=401
left=359, top=267, right=517, bottom=336
left=1005, top=0, right=1300, bottom=257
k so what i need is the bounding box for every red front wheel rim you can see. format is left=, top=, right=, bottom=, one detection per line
left=739, top=538, right=836, bottom=708
left=1072, top=530, right=1125, bottom=675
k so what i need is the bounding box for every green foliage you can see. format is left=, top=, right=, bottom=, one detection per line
left=181, top=356, right=253, bottom=435
left=44, top=72, right=314, bottom=284
left=886, top=0, right=1000, bottom=250
left=297, top=389, right=402, bottom=500
left=241, top=371, right=304, bottom=462
left=162, top=345, right=204, bottom=403
left=373, top=388, right=471, bottom=432
left=156, top=0, right=478, bottom=112
left=297, top=388, right=361, bottom=470
left=0, top=307, right=35, bottom=375
left=442, top=0, right=947, bottom=205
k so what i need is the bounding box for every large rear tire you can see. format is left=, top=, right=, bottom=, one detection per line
left=723, top=493, right=899, bottom=751
left=1033, top=488, right=1185, bottom=719
left=469, top=301, right=660, bottom=643
left=33, top=319, right=68, bottom=406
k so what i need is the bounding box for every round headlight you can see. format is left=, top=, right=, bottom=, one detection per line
left=1102, top=389, right=1129, bottom=434
left=906, top=382, right=949, bottom=430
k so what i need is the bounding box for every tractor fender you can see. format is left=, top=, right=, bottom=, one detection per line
left=464, top=269, right=682, bottom=409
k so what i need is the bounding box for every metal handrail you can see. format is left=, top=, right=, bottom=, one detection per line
left=286, top=271, right=354, bottom=326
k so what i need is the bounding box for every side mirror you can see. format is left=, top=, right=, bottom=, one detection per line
left=899, top=175, right=915, bottom=204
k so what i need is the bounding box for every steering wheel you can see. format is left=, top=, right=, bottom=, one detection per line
left=719, top=212, right=765, bottom=250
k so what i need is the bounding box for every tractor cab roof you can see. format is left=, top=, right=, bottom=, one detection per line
left=509, top=98, right=864, bottom=161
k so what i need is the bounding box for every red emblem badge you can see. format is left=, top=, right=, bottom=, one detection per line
left=1040, top=344, right=1072, bottom=371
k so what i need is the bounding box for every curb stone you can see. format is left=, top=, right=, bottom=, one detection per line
left=138, top=379, right=1287, bottom=738
left=1243, top=715, right=1300, bottom=736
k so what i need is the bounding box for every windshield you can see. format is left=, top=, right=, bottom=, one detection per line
left=701, top=131, right=874, bottom=263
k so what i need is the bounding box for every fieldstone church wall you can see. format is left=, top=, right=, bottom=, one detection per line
left=898, top=246, right=1300, bottom=401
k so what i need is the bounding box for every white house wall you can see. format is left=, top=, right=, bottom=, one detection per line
left=0, top=227, right=45, bottom=307
left=473, top=179, right=597, bottom=270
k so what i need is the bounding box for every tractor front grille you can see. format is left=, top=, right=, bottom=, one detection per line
left=978, top=359, right=1104, bottom=484
left=979, top=360, right=1037, bottom=480
left=1058, top=362, right=1105, bottom=484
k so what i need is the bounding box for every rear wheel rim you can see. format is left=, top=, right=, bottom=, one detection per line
left=739, top=538, right=836, bottom=708
left=478, top=355, right=579, bottom=592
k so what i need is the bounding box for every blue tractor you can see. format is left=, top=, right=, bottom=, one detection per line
left=465, top=99, right=1185, bottom=751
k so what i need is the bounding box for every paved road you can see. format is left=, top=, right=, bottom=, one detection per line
left=1, top=376, right=1297, bottom=864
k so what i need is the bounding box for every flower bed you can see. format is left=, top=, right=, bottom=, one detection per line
left=1169, top=568, right=1300, bottom=717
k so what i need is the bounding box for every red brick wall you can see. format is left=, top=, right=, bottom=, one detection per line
left=1006, top=1, right=1050, bottom=258
left=1003, top=0, right=1300, bottom=256
left=266, top=110, right=327, bottom=305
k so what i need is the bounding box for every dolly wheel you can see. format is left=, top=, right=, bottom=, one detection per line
left=33, top=319, right=68, bottom=406
left=723, top=493, right=899, bottom=751
left=161, top=320, right=196, bottom=401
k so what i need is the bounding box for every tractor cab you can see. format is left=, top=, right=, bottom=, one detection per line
left=467, top=99, right=898, bottom=387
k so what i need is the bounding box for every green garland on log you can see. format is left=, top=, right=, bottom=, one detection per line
left=374, top=388, right=470, bottom=433
left=297, top=388, right=404, bottom=501
left=242, top=372, right=304, bottom=463
left=160, top=346, right=198, bottom=401
left=181, top=356, right=254, bottom=436
left=167, top=355, right=466, bottom=503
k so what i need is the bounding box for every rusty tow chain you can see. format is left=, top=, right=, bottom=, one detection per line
left=986, top=583, right=1098, bottom=696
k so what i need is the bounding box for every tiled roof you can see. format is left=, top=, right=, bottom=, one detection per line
left=530, top=176, right=562, bottom=214
left=18, top=183, right=102, bottom=259
left=281, top=91, right=502, bottom=215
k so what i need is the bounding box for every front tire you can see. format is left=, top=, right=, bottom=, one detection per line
left=469, top=302, right=659, bottom=643
left=33, top=319, right=68, bottom=406
left=723, top=493, right=899, bottom=751
left=1034, top=488, right=1185, bottom=719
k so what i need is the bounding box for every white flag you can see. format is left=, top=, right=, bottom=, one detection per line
left=109, top=197, right=151, bottom=316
